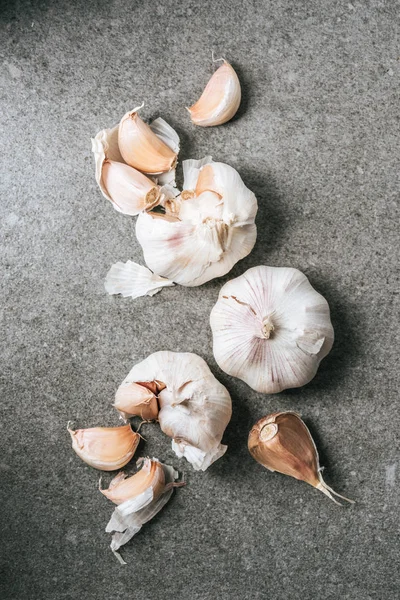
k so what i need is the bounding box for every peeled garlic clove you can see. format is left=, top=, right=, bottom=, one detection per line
left=248, top=412, right=354, bottom=505
left=114, top=381, right=159, bottom=421
left=102, top=457, right=182, bottom=563
left=119, top=351, right=232, bottom=470
left=210, top=266, right=334, bottom=393
left=105, top=260, right=174, bottom=299
left=135, top=158, right=257, bottom=287
left=187, top=60, right=241, bottom=127
left=118, top=106, right=178, bottom=174
left=68, top=424, right=139, bottom=471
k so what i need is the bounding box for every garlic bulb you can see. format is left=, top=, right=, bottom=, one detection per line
left=187, top=60, right=241, bottom=126
left=210, top=266, right=334, bottom=393
left=68, top=424, right=139, bottom=471
left=114, top=381, right=160, bottom=421
left=118, top=106, right=179, bottom=174
left=248, top=412, right=354, bottom=505
left=118, top=351, right=232, bottom=470
left=101, top=457, right=182, bottom=563
left=134, top=157, right=257, bottom=287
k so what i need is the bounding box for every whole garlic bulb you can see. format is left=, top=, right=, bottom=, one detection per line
left=118, top=351, right=232, bottom=471
left=135, top=157, right=257, bottom=286
left=210, top=266, right=334, bottom=393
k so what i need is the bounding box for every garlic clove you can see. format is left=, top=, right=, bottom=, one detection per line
left=105, top=260, right=174, bottom=299
left=68, top=424, right=139, bottom=471
left=102, top=457, right=182, bottom=563
left=118, top=351, right=232, bottom=470
left=210, top=266, right=334, bottom=393
left=187, top=60, right=241, bottom=127
left=114, top=381, right=159, bottom=421
left=248, top=412, right=354, bottom=505
left=118, top=106, right=178, bottom=175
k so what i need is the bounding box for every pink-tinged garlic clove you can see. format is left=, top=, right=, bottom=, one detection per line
left=100, top=457, right=165, bottom=505
left=187, top=61, right=241, bottom=127
left=114, top=381, right=159, bottom=421
left=68, top=424, right=139, bottom=471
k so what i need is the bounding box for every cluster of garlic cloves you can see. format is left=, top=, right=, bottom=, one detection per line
left=100, top=457, right=183, bottom=564
left=68, top=424, right=139, bottom=471
left=248, top=412, right=354, bottom=505
left=210, top=265, right=334, bottom=393
left=116, top=351, right=232, bottom=471
left=187, top=59, right=241, bottom=127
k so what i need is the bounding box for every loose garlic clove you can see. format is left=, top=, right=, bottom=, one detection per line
left=118, top=351, right=232, bottom=471
left=101, top=457, right=183, bottom=563
left=118, top=106, right=178, bottom=174
left=114, top=381, right=159, bottom=421
left=187, top=60, right=241, bottom=127
left=68, top=424, right=139, bottom=471
left=248, top=412, right=354, bottom=505
left=134, top=158, right=257, bottom=287
left=210, top=266, right=334, bottom=393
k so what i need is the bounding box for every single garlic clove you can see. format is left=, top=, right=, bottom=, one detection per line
left=118, top=351, right=232, bottom=471
left=248, top=412, right=354, bottom=505
left=118, top=106, right=178, bottom=174
left=102, top=457, right=183, bottom=563
left=187, top=60, right=241, bottom=127
left=210, top=265, right=334, bottom=393
left=114, top=381, right=159, bottom=421
left=68, top=424, right=139, bottom=471
left=105, top=260, right=174, bottom=299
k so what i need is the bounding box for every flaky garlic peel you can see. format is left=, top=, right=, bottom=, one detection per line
left=248, top=412, right=354, bottom=505
left=117, top=351, right=232, bottom=471
left=188, top=60, right=241, bottom=127
left=68, top=424, right=139, bottom=471
left=210, top=265, right=334, bottom=393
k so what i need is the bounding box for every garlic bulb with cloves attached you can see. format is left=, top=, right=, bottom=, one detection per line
left=117, top=351, right=232, bottom=471
left=248, top=412, right=354, bottom=505
left=187, top=59, right=241, bottom=127
left=68, top=424, right=139, bottom=471
left=210, top=266, right=334, bottom=393
left=133, top=156, right=257, bottom=287
left=100, top=457, right=183, bottom=563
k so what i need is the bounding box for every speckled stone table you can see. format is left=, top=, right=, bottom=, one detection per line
left=1, top=1, right=399, bottom=599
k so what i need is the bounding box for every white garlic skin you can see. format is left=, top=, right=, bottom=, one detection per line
left=135, top=158, right=257, bottom=286
left=210, top=266, right=334, bottom=393
left=119, top=351, right=232, bottom=470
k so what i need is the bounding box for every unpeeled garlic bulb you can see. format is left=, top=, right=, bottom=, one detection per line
left=117, top=351, right=232, bottom=471
left=101, top=457, right=182, bottom=563
left=68, top=424, right=139, bottom=471
left=114, top=380, right=160, bottom=421
left=187, top=60, right=241, bottom=127
left=210, top=266, right=334, bottom=393
left=248, top=412, right=354, bottom=505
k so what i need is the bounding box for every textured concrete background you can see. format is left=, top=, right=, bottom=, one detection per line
left=1, top=0, right=399, bottom=598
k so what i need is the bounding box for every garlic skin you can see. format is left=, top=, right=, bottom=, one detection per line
left=248, top=412, right=354, bottom=505
left=135, top=157, right=257, bottom=286
left=102, top=457, right=182, bottom=563
left=114, top=381, right=159, bottom=421
left=68, top=424, right=139, bottom=471
left=119, top=352, right=232, bottom=470
left=210, top=266, right=334, bottom=393
left=118, top=106, right=178, bottom=174
left=188, top=60, right=241, bottom=127
left=105, top=261, right=174, bottom=299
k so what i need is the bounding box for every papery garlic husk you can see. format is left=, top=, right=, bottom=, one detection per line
left=119, top=351, right=232, bottom=470
left=210, top=266, right=334, bottom=393
left=105, top=261, right=174, bottom=299
left=91, top=124, right=162, bottom=216
left=187, top=60, right=241, bottom=127
left=248, top=412, right=354, bottom=505
left=114, top=381, right=159, bottom=421
left=68, top=424, right=139, bottom=471
left=101, top=457, right=182, bottom=563
left=135, top=157, right=257, bottom=287
left=118, top=105, right=179, bottom=174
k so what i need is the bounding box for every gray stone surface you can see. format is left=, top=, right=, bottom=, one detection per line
left=1, top=0, right=399, bottom=598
